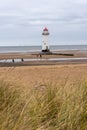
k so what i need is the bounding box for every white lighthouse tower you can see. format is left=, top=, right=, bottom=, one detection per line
left=42, top=27, right=50, bottom=52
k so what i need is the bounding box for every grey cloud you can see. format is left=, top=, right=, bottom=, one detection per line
left=0, top=0, right=87, bottom=45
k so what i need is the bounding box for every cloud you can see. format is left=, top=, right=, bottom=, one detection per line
left=0, top=0, right=87, bottom=45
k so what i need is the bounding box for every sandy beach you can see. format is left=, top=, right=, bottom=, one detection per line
left=0, top=50, right=87, bottom=67
left=0, top=50, right=87, bottom=60
left=0, top=64, right=87, bottom=91
left=0, top=50, right=87, bottom=90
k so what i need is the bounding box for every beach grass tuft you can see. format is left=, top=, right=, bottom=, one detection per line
left=0, top=81, right=87, bottom=130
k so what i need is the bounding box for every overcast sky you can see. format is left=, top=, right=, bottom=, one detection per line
left=0, top=0, right=87, bottom=46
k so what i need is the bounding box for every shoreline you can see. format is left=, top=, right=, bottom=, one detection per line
left=0, top=50, right=87, bottom=58
left=0, top=50, right=87, bottom=66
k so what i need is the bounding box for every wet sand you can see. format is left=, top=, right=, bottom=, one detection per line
left=0, top=50, right=87, bottom=60
left=0, top=50, right=87, bottom=67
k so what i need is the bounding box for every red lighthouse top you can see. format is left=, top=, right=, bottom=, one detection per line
left=43, top=27, right=48, bottom=31
left=42, top=27, right=49, bottom=35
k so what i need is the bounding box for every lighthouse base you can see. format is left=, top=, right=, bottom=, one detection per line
left=42, top=49, right=50, bottom=53
left=41, top=49, right=52, bottom=55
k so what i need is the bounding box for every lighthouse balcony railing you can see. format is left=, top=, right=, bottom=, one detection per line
left=42, top=33, right=49, bottom=35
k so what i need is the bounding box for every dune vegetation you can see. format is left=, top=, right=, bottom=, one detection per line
left=0, top=80, right=87, bottom=130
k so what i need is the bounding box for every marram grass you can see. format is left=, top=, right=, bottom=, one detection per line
left=0, top=81, right=87, bottom=130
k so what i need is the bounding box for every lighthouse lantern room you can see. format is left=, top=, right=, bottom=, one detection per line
left=42, top=27, right=50, bottom=52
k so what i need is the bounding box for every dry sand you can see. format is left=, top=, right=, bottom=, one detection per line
left=0, top=64, right=87, bottom=93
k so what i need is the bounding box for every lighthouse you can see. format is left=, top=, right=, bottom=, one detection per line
left=42, top=27, right=50, bottom=52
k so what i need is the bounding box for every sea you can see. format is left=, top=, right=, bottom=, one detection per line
left=0, top=45, right=87, bottom=53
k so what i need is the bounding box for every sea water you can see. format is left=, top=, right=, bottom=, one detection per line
left=0, top=45, right=87, bottom=53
